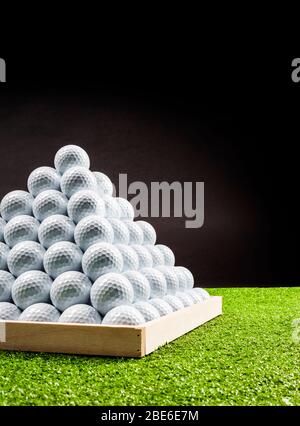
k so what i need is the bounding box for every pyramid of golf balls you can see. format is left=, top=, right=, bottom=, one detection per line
left=0, top=145, right=210, bottom=325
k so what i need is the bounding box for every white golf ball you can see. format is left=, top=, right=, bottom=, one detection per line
left=107, top=219, right=130, bottom=244
left=149, top=298, right=173, bottom=316
left=74, top=216, right=114, bottom=251
left=136, top=221, right=156, bottom=245
left=134, top=301, right=160, bottom=322
left=90, top=272, right=134, bottom=315
left=156, top=265, right=179, bottom=295
left=102, top=196, right=121, bottom=219
left=123, top=270, right=151, bottom=302
left=145, top=245, right=165, bottom=267
left=60, top=166, right=97, bottom=198
left=7, top=241, right=45, bottom=277
left=50, top=271, right=92, bottom=311
left=156, top=244, right=175, bottom=266
left=43, top=241, right=83, bottom=279
left=0, top=270, right=15, bottom=302
left=124, top=221, right=144, bottom=245
left=19, top=303, right=60, bottom=322
left=175, top=291, right=195, bottom=307
left=176, top=266, right=194, bottom=289
left=163, top=295, right=184, bottom=311
left=115, top=198, right=135, bottom=221
left=38, top=214, right=75, bottom=249
left=131, top=245, right=153, bottom=269
left=4, top=215, right=39, bottom=248
left=140, top=267, right=167, bottom=298
left=102, top=305, right=145, bottom=325
left=93, top=172, right=113, bottom=196
left=191, top=287, right=210, bottom=300
left=0, top=302, right=21, bottom=320
left=54, top=145, right=90, bottom=174
left=0, top=190, right=33, bottom=221
left=0, top=218, right=6, bottom=242
left=32, top=190, right=68, bottom=221
left=173, top=266, right=188, bottom=291
left=82, top=242, right=123, bottom=282
left=67, top=190, right=105, bottom=224
left=0, top=242, right=10, bottom=270
left=12, top=271, right=52, bottom=310
left=59, top=304, right=102, bottom=324
left=27, top=166, right=61, bottom=196
left=115, top=244, right=139, bottom=271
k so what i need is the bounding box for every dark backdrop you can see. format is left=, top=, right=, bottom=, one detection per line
left=0, top=41, right=298, bottom=287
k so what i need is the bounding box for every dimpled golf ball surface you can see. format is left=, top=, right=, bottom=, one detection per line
left=74, top=216, right=114, bottom=251
left=55, top=145, right=90, bottom=174
left=0, top=242, right=10, bottom=270
left=176, top=266, right=194, bottom=289
left=107, top=219, right=129, bottom=244
left=0, top=190, right=33, bottom=221
left=186, top=289, right=202, bottom=303
left=176, top=291, right=194, bottom=307
left=4, top=215, right=39, bottom=247
left=0, top=270, right=15, bottom=302
left=156, top=265, right=179, bottom=294
left=0, top=218, right=6, bottom=242
left=136, top=221, right=156, bottom=245
left=163, top=294, right=184, bottom=311
left=27, top=166, right=61, bottom=196
left=102, top=305, right=145, bottom=325
left=134, top=301, right=160, bottom=322
left=50, top=271, right=92, bottom=311
left=19, top=303, right=60, bottom=322
left=140, top=267, right=167, bottom=298
left=90, top=273, right=134, bottom=315
left=59, top=304, right=102, bottom=324
left=145, top=245, right=165, bottom=267
left=32, top=190, right=68, bottom=221
left=123, top=270, right=150, bottom=301
left=7, top=242, right=45, bottom=277
left=131, top=245, right=153, bottom=268
left=60, top=167, right=97, bottom=198
left=0, top=302, right=21, bottom=320
left=115, top=244, right=139, bottom=271
left=192, top=287, right=210, bottom=300
left=102, top=196, right=121, bottom=219
left=173, top=266, right=188, bottom=290
left=149, top=298, right=173, bottom=316
left=82, top=242, right=123, bottom=282
left=93, top=172, right=113, bottom=196
left=156, top=244, right=175, bottom=266
left=67, top=190, right=105, bottom=224
left=38, top=215, right=75, bottom=249
left=115, top=198, right=135, bottom=221
left=43, top=242, right=83, bottom=279
left=124, top=221, right=144, bottom=245
left=12, top=271, right=52, bottom=310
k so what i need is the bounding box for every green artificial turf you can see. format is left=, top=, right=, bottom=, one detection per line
left=1, top=287, right=300, bottom=406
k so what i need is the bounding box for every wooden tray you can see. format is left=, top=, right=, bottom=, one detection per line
left=0, top=296, right=222, bottom=358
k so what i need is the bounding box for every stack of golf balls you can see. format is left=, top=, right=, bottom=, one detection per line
left=0, top=145, right=210, bottom=326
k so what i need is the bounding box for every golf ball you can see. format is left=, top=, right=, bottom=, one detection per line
left=93, top=172, right=113, bottom=196
left=12, top=271, right=52, bottom=310
left=19, top=303, right=60, bottom=322
left=0, top=218, right=6, bottom=242
left=134, top=301, right=160, bottom=322
left=124, top=221, right=144, bottom=245
left=27, top=166, right=61, bottom=196
left=0, top=190, right=33, bottom=221
left=90, top=272, right=134, bottom=315
left=175, top=291, right=194, bottom=307
left=82, top=242, right=123, bottom=282
left=107, top=219, right=130, bottom=244
left=131, top=245, right=153, bottom=268
left=149, top=298, right=173, bottom=316
left=43, top=241, right=83, bottom=279
left=0, top=302, right=21, bottom=320
left=115, top=198, right=135, bottom=221
left=0, top=270, right=15, bottom=302
left=38, top=214, right=75, bottom=249
left=54, top=145, right=90, bottom=174
left=32, top=190, right=68, bottom=221
left=102, top=196, right=121, bottom=219
left=0, top=242, right=10, bottom=270
left=74, top=216, right=114, bottom=251
left=67, top=190, right=105, bottom=224
left=156, top=244, right=175, bottom=266
left=59, top=304, right=102, bottom=324
left=145, top=245, right=165, bottom=267
left=123, top=270, right=151, bottom=302
left=115, top=244, right=139, bottom=271
left=156, top=265, right=179, bottom=294
left=136, top=221, right=156, bottom=245
left=102, top=305, right=145, bottom=325
left=176, top=266, right=194, bottom=289
left=191, top=287, right=210, bottom=300
left=163, top=294, right=184, bottom=311
left=140, top=267, right=167, bottom=298
left=7, top=241, right=45, bottom=277
left=4, top=215, right=39, bottom=247
left=173, top=266, right=187, bottom=291
left=60, top=166, right=97, bottom=198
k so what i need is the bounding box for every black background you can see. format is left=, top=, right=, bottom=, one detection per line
left=0, top=32, right=298, bottom=288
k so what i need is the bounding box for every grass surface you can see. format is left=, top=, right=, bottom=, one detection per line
left=1, top=287, right=300, bottom=406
